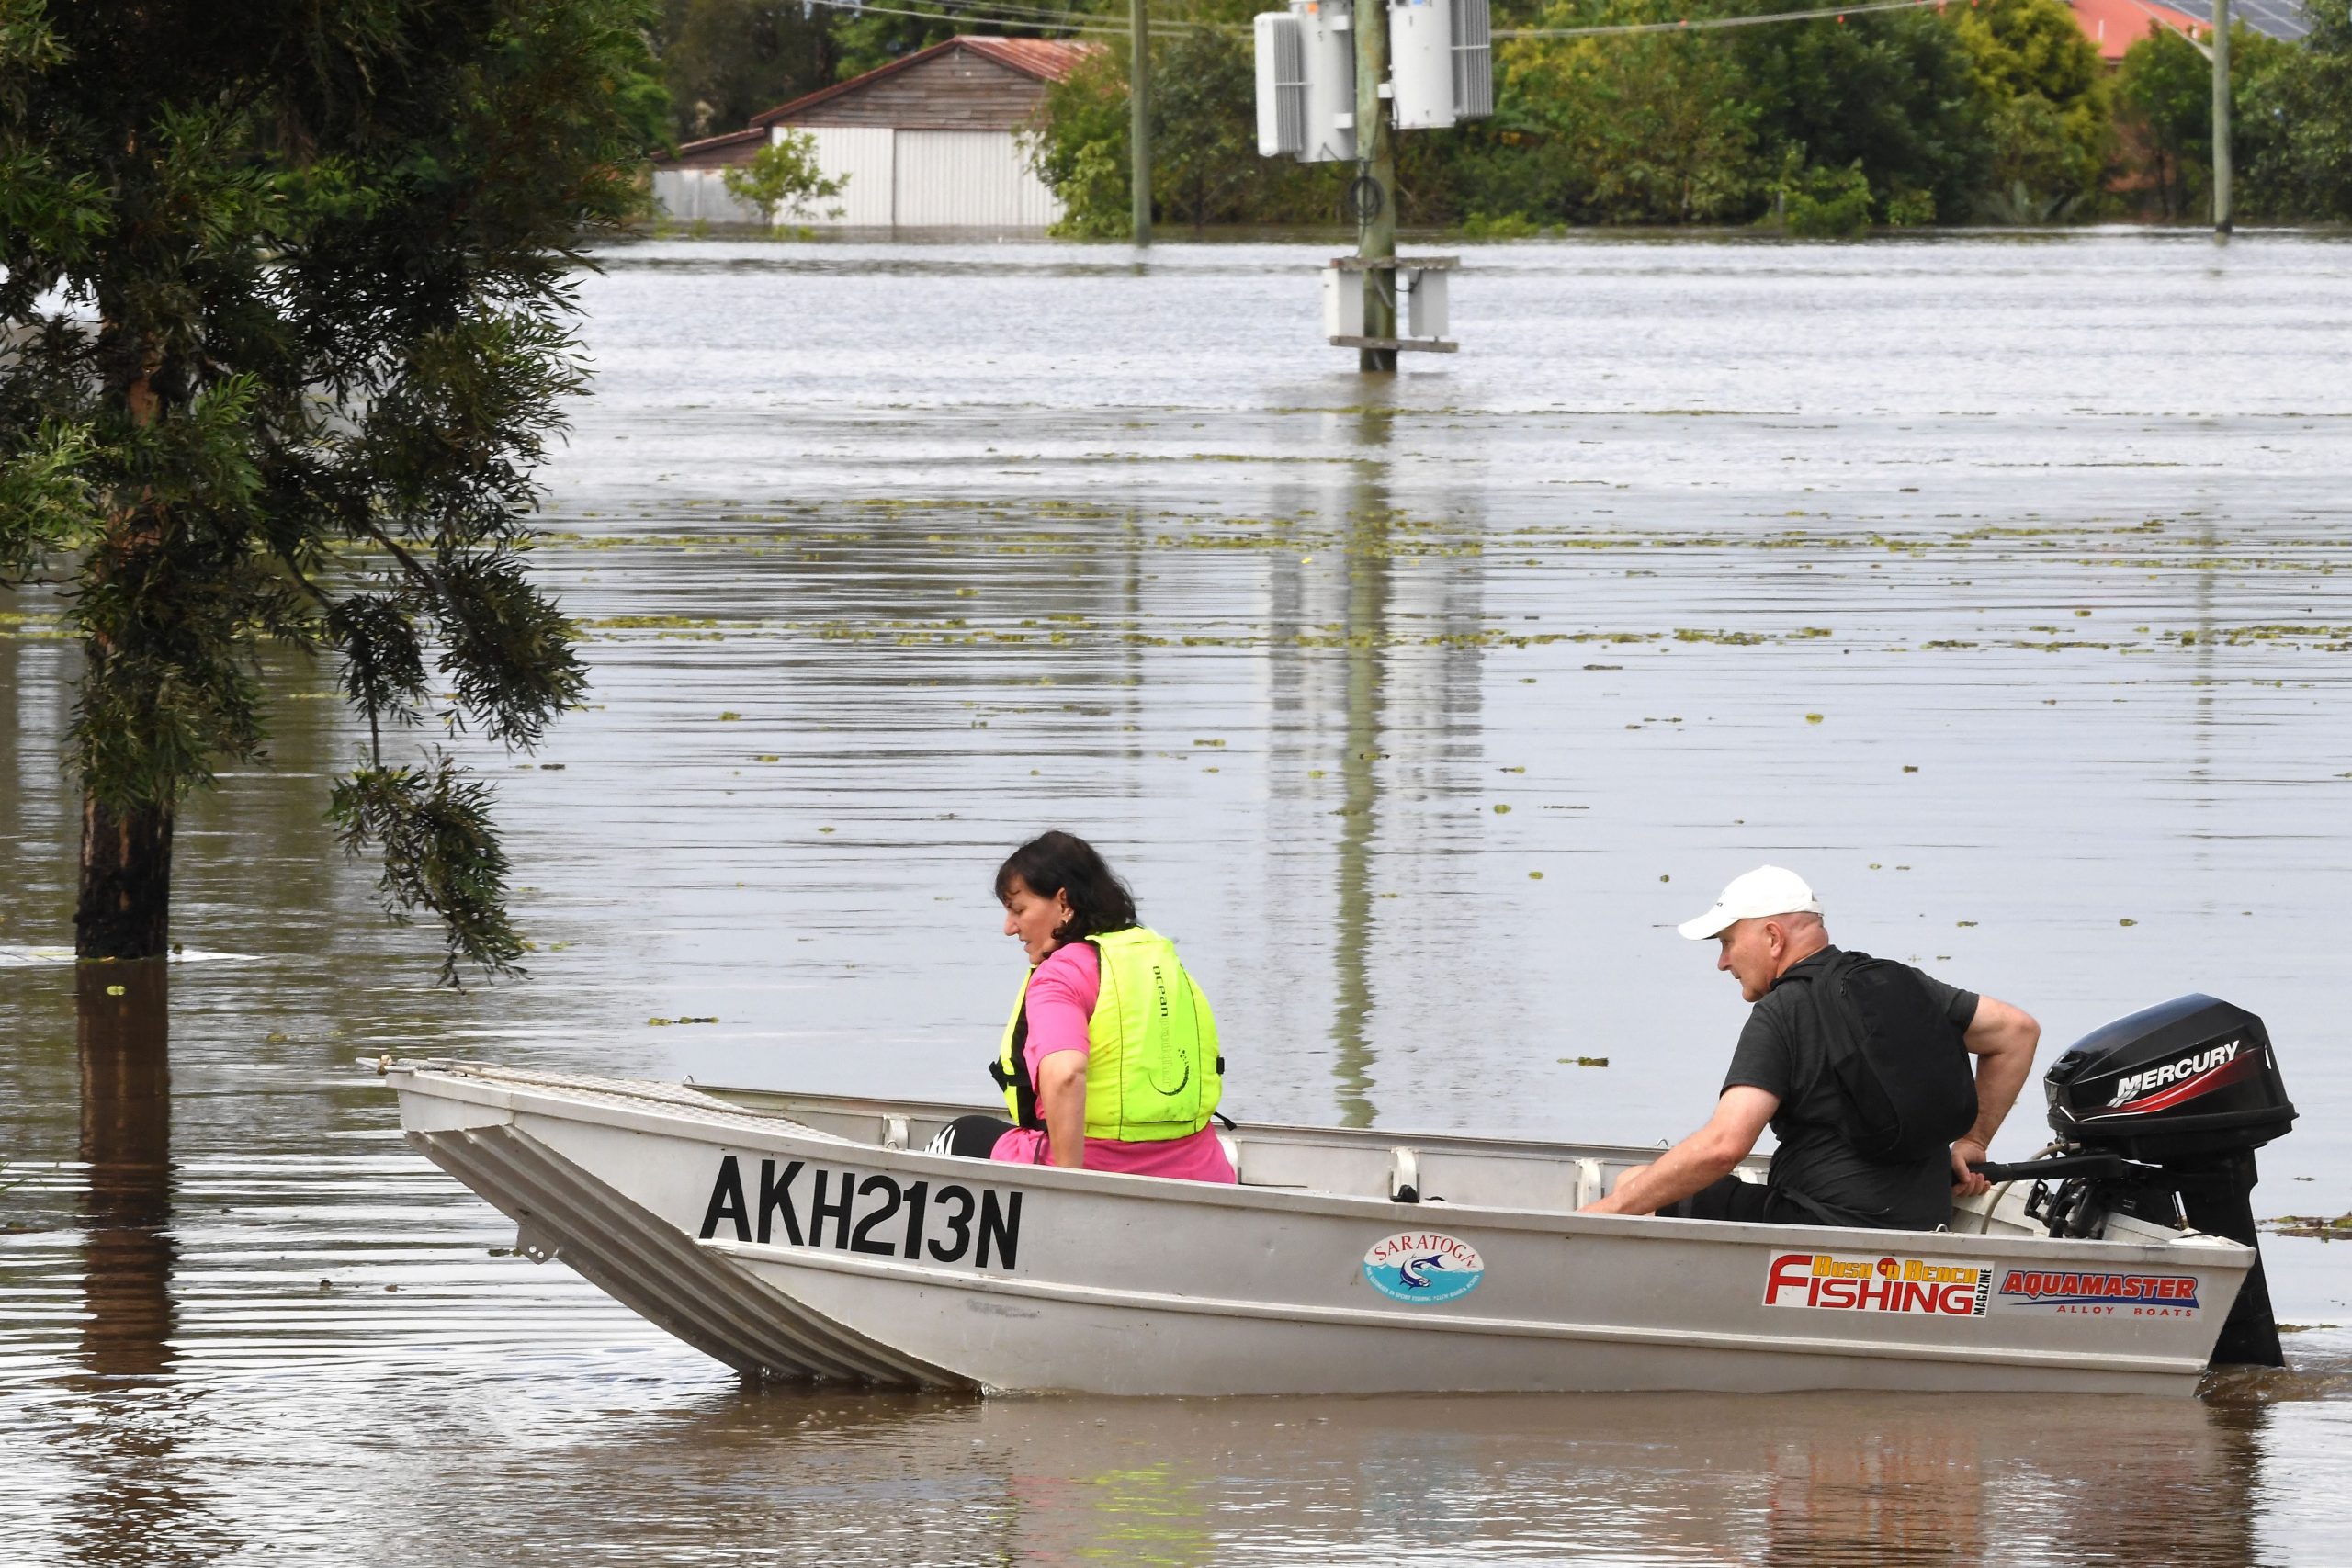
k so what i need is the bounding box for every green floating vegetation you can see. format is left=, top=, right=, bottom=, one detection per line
left=2269, top=1214, right=2352, bottom=1239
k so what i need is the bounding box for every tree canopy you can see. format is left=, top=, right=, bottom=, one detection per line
left=1011, top=0, right=2352, bottom=232
left=0, top=0, right=664, bottom=980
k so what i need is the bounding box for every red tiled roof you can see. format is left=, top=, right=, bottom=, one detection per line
left=2068, top=0, right=2209, bottom=62
left=750, top=36, right=1102, bottom=129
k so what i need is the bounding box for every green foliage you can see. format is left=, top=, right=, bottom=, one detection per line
left=1774, top=157, right=1874, bottom=237
left=1023, top=0, right=2158, bottom=232
left=830, top=3, right=962, bottom=82
left=2241, top=11, right=2352, bottom=220
left=2117, top=25, right=2211, bottom=216
left=2112, top=23, right=2298, bottom=220
left=1946, top=0, right=2111, bottom=219
left=1457, top=210, right=1551, bottom=238
left=1028, top=12, right=1325, bottom=238
left=1884, top=186, right=1938, bottom=226
left=1032, top=43, right=1136, bottom=238
left=331, top=755, right=523, bottom=983
left=652, top=0, right=834, bottom=141
left=826, top=0, right=1072, bottom=82
left=0, top=0, right=659, bottom=978
left=1505, top=4, right=1760, bottom=224
left=722, top=130, right=849, bottom=227
left=1152, top=24, right=1260, bottom=230
left=1722, top=0, right=1989, bottom=228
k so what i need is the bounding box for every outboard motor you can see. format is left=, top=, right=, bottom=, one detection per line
left=1977, top=994, right=2295, bottom=1367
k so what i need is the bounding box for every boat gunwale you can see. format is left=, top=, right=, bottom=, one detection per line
left=382, top=1062, right=2257, bottom=1272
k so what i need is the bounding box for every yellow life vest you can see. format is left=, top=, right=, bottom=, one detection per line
left=989, top=926, right=1223, bottom=1143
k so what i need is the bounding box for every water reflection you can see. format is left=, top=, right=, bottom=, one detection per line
left=1329, top=405, right=1396, bottom=1128
left=68, top=960, right=192, bottom=1565
left=359, top=1385, right=2270, bottom=1566
left=74, top=961, right=174, bottom=1383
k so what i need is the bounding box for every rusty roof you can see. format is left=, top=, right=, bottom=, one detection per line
left=749, top=36, right=1102, bottom=129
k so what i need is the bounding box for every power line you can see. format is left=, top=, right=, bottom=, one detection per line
left=793, top=0, right=1208, bottom=35
left=1498, top=0, right=1951, bottom=39
left=792, top=0, right=2002, bottom=49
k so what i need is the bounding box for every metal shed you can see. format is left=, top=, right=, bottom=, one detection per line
left=652, top=37, right=1100, bottom=233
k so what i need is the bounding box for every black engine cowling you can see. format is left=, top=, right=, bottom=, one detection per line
left=2045, top=994, right=2296, bottom=1163
left=1983, top=994, right=2295, bottom=1369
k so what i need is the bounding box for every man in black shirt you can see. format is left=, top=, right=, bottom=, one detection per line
left=1582, top=865, right=2041, bottom=1231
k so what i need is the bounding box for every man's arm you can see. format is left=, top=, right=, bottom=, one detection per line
left=1037, top=1052, right=1088, bottom=1169
left=1580, top=1086, right=1780, bottom=1215
left=1950, top=996, right=2039, bottom=1196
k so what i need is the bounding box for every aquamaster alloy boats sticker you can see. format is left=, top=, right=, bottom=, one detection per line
left=1762, top=1250, right=1993, bottom=1316
left=1362, top=1232, right=1485, bottom=1303
left=1997, top=1269, right=2201, bottom=1315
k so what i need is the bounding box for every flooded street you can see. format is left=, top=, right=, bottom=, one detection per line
left=6, top=232, right=2352, bottom=1562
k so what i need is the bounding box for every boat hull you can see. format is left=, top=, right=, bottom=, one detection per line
left=384, top=1062, right=2251, bottom=1397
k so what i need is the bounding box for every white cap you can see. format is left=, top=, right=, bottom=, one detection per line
left=1677, top=865, right=1822, bottom=941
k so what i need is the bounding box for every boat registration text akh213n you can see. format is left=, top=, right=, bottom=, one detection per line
left=698, top=1156, right=1023, bottom=1270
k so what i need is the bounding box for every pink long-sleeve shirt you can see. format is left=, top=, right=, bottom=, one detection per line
left=990, top=941, right=1237, bottom=1183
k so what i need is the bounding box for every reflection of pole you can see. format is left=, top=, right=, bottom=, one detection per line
left=1330, top=406, right=1394, bottom=1127
left=2211, top=0, right=2232, bottom=233
left=1130, top=0, right=1152, bottom=245
left=1353, top=0, right=1396, bottom=372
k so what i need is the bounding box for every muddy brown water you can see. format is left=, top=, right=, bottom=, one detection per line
left=5, top=232, right=2352, bottom=1564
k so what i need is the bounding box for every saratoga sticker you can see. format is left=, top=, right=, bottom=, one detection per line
left=1363, top=1231, right=1486, bottom=1304
left=1999, top=1269, right=2200, bottom=1315
left=1762, top=1251, right=1992, bottom=1316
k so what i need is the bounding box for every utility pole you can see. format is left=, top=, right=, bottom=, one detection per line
left=1353, top=0, right=1396, bottom=372
left=1130, top=0, right=1152, bottom=245
left=2210, top=0, right=2233, bottom=233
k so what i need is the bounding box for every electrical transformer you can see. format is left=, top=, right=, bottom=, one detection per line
left=1254, top=0, right=1358, bottom=163
left=1387, top=0, right=1492, bottom=130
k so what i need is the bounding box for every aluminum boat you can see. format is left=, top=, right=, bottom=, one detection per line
left=375, top=993, right=2293, bottom=1397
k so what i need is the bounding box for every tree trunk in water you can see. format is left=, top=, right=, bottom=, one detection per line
left=76, top=795, right=175, bottom=960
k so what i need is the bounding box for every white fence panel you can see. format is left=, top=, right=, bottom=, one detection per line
left=892, top=130, right=1061, bottom=230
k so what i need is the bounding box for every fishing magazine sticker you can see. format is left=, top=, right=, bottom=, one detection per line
left=1363, top=1232, right=1486, bottom=1303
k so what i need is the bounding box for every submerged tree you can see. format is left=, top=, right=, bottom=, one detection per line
left=0, top=0, right=664, bottom=981
left=722, top=130, right=849, bottom=230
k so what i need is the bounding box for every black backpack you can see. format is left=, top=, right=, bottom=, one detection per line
left=1787, top=949, right=1978, bottom=1164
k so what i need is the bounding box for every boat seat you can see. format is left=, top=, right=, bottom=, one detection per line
left=1389, top=1146, right=1421, bottom=1204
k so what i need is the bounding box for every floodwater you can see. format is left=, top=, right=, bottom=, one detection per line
left=6, top=231, right=2352, bottom=1564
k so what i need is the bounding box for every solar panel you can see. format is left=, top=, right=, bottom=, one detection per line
left=2230, top=0, right=2313, bottom=39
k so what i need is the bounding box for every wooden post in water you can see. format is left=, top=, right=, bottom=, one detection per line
left=1354, top=0, right=1397, bottom=371
left=1130, top=0, right=1153, bottom=246
left=2211, top=0, right=2233, bottom=233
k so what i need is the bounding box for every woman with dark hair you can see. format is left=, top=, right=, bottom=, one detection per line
left=931, top=831, right=1236, bottom=1183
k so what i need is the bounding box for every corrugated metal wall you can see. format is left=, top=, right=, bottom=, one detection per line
left=653, top=128, right=1062, bottom=231
left=800, top=127, right=896, bottom=227
left=650, top=170, right=763, bottom=226
left=890, top=130, right=1060, bottom=229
